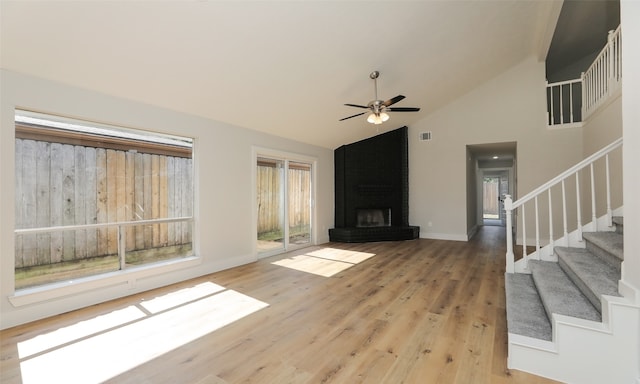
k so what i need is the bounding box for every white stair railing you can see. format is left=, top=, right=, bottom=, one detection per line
left=546, top=78, right=582, bottom=126
left=505, top=138, right=622, bottom=273
left=582, top=25, right=622, bottom=120
left=546, top=25, right=621, bottom=127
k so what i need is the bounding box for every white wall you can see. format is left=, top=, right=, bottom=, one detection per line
left=0, top=70, right=334, bottom=329
left=409, top=56, right=583, bottom=241
left=613, top=3, right=639, bottom=380
left=621, top=1, right=640, bottom=297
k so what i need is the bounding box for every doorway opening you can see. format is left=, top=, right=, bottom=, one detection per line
left=482, top=171, right=509, bottom=226
left=483, top=176, right=500, bottom=221
left=466, top=142, right=516, bottom=237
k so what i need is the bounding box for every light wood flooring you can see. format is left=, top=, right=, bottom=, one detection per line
left=0, top=226, right=560, bottom=383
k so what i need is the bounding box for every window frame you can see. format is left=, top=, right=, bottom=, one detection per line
left=10, top=110, right=199, bottom=306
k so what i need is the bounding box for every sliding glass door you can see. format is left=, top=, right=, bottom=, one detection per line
left=257, top=157, right=285, bottom=254
left=257, top=156, right=312, bottom=257
left=287, top=162, right=312, bottom=247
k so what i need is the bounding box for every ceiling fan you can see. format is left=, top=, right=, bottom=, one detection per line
left=339, top=70, right=420, bottom=124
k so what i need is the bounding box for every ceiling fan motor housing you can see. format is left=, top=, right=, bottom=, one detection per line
left=368, top=100, right=384, bottom=113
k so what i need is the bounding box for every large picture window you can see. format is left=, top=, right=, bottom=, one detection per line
left=14, top=110, right=194, bottom=289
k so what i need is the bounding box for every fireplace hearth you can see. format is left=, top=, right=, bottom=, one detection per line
left=329, top=127, right=419, bottom=242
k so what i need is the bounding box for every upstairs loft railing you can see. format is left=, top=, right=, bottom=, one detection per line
left=547, top=25, right=621, bottom=127
left=504, top=138, right=623, bottom=273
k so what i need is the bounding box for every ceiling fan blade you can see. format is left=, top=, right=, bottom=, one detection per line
left=344, top=103, right=370, bottom=109
left=339, top=112, right=366, bottom=121
left=386, top=107, right=421, bottom=112
left=383, top=95, right=405, bottom=107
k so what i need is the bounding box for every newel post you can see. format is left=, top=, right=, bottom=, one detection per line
left=545, top=80, right=550, bottom=125
left=505, top=195, right=515, bottom=273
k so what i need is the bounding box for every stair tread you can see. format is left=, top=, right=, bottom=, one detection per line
left=582, top=232, right=624, bottom=261
left=556, top=247, right=620, bottom=298
left=505, top=273, right=552, bottom=341
left=529, top=260, right=602, bottom=323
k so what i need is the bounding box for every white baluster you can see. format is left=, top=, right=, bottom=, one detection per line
left=604, top=51, right=608, bottom=96
left=522, top=205, right=527, bottom=266
left=589, top=68, right=596, bottom=113
left=548, top=189, right=554, bottom=251
left=586, top=73, right=590, bottom=113
left=599, top=57, right=603, bottom=99
left=562, top=179, right=568, bottom=246
left=590, top=163, right=597, bottom=231
left=550, top=84, right=555, bottom=125
left=569, top=83, right=574, bottom=123
left=535, top=196, right=540, bottom=254
left=559, top=84, right=564, bottom=124
left=588, top=68, right=596, bottom=113
left=608, top=29, right=614, bottom=96
left=598, top=54, right=607, bottom=99
left=588, top=71, right=592, bottom=113
left=546, top=82, right=551, bottom=125
left=616, top=30, right=622, bottom=82
left=576, top=172, right=583, bottom=241
left=606, top=153, right=612, bottom=227
left=598, top=58, right=602, bottom=101
left=593, top=67, right=596, bottom=107
left=505, top=195, right=514, bottom=273
left=581, top=71, right=586, bottom=119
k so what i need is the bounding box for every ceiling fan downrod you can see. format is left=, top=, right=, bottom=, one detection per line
left=370, top=71, right=380, bottom=103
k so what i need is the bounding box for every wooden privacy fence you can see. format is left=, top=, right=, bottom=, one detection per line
left=15, top=138, right=193, bottom=268
left=256, top=164, right=311, bottom=235
left=484, top=180, right=499, bottom=215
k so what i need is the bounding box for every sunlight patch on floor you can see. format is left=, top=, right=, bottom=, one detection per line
left=271, top=247, right=376, bottom=277
left=17, top=305, right=147, bottom=359
left=139, top=281, right=226, bottom=314
left=17, top=283, right=268, bottom=384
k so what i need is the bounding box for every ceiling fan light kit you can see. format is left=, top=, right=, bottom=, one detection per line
left=367, top=112, right=389, bottom=125
left=340, top=71, right=420, bottom=125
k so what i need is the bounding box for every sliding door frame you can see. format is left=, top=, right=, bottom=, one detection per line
left=252, top=147, right=317, bottom=259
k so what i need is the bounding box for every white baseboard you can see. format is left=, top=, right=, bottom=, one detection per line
left=420, top=233, right=468, bottom=242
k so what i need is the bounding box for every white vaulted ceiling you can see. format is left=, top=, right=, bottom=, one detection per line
left=1, top=1, right=560, bottom=149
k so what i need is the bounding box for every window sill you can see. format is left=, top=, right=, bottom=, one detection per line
left=8, top=256, right=201, bottom=308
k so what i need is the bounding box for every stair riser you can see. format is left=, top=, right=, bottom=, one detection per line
left=585, top=241, right=622, bottom=273
left=505, top=273, right=553, bottom=341
left=558, top=257, right=602, bottom=313
left=615, top=223, right=623, bottom=235
left=529, top=261, right=601, bottom=323
left=612, top=216, right=623, bottom=235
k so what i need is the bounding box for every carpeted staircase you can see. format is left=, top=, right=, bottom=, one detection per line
left=505, top=216, right=624, bottom=342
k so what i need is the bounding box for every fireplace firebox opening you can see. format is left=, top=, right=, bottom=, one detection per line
left=356, top=208, right=391, bottom=228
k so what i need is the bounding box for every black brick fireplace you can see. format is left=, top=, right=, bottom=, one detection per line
left=329, top=126, right=419, bottom=242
